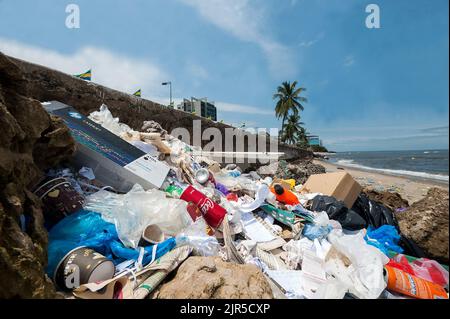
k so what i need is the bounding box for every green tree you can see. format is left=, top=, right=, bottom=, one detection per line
left=282, top=114, right=303, bottom=144
left=273, top=81, right=308, bottom=139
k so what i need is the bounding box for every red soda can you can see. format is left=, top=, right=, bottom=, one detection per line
left=180, top=185, right=227, bottom=228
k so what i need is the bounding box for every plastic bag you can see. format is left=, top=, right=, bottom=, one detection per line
left=389, top=254, right=449, bottom=287
left=302, top=224, right=333, bottom=241
left=84, top=184, right=193, bottom=248
left=327, top=229, right=389, bottom=299
left=175, top=219, right=220, bottom=256
left=351, top=194, right=399, bottom=229
left=311, top=196, right=367, bottom=230
left=47, top=210, right=177, bottom=279
left=88, top=104, right=136, bottom=138
left=365, top=225, right=403, bottom=255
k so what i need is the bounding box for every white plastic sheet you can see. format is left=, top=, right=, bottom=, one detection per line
left=84, top=184, right=193, bottom=248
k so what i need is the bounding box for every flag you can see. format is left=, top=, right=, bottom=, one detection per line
left=133, top=89, right=142, bottom=97
left=74, top=69, right=91, bottom=81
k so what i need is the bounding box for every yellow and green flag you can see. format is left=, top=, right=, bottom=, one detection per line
left=133, top=89, right=142, bottom=97
left=74, top=69, right=91, bottom=81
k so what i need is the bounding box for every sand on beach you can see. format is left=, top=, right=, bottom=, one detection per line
left=315, top=159, right=449, bottom=204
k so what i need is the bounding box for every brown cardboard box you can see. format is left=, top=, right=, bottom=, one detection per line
left=301, top=172, right=362, bottom=208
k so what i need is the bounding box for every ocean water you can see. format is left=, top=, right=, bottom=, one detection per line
left=327, top=150, right=449, bottom=183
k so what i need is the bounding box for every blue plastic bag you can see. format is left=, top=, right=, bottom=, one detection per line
left=46, top=210, right=176, bottom=279
left=302, top=223, right=333, bottom=241
left=365, top=225, right=403, bottom=255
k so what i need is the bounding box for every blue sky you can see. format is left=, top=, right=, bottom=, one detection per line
left=0, top=0, right=448, bottom=151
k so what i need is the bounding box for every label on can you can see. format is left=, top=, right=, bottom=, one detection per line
left=180, top=185, right=226, bottom=228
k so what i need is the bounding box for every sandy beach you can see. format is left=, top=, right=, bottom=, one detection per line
left=315, top=159, right=449, bottom=204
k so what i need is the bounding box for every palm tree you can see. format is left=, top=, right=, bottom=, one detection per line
left=282, top=114, right=304, bottom=144
left=273, top=81, right=308, bottom=139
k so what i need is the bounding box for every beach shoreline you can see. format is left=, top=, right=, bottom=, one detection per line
left=315, top=159, right=449, bottom=204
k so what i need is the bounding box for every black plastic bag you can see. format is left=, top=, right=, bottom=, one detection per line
left=311, top=195, right=367, bottom=230
left=351, top=194, right=399, bottom=229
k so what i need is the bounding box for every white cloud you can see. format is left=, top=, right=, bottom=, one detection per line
left=0, top=37, right=169, bottom=97
left=216, top=101, right=273, bottom=115
left=178, top=0, right=295, bottom=78
left=185, top=62, right=209, bottom=79
left=343, top=55, right=355, bottom=67
left=152, top=98, right=273, bottom=116
left=299, top=32, right=325, bottom=48
left=0, top=38, right=275, bottom=120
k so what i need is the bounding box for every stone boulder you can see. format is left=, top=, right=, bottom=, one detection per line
left=154, top=257, right=274, bottom=299
left=396, top=188, right=449, bottom=264
left=257, top=159, right=326, bottom=185
left=0, top=53, right=75, bottom=298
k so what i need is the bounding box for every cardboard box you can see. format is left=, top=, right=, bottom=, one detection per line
left=301, top=172, right=362, bottom=208
left=43, top=101, right=170, bottom=192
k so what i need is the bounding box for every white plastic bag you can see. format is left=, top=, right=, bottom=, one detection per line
left=84, top=184, right=193, bottom=248
left=88, top=104, right=136, bottom=138
left=326, top=229, right=389, bottom=299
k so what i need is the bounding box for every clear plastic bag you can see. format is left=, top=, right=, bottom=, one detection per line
left=175, top=219, right=221, bottom=257
left=84, top=184, right=193, bottom=248
left=88, top=104, right=136, bottom=138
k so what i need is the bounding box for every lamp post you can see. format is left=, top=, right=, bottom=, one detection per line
left=161, top=81, right=172, bottom=107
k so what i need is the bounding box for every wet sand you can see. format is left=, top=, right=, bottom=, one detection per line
left=315, top=159, right=449, bottom=204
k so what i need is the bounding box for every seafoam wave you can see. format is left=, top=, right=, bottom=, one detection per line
left=335, top=159, right=449, bottom=182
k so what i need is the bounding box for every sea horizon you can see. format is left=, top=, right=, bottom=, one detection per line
left=326, top=149, right=449, bottom=183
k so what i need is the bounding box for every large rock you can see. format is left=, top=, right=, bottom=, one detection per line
left=0, top=53, right=75, bottom=298
left=277, top=159, right=326, bottom=185
left=257, top=159, right=326, bottom=185
left=396, top=188, right=449, bottom=264
left=155, top=257, right=274, bottom=299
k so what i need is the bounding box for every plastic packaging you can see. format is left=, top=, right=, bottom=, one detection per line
left=388, top=254, right=449, bottom=287
left=236, top=184, right=270, bottom=213
left=84, top=184, right=193, bottom=248
left=47, top=210, right=177, bottom=280
left=384, top=265, right=448, bottom=299
left=302, top=224, right=333, bottom=241
left=365, top=225, right=403, bottom=255
left=175, top=219, right=221, bottom=256
left=311, top=195, right=367, bottom=230
left=351, top=194, right=399, bottom=229
left=327, top=229, right=389, bottom=299
left=88, top=104, right=137, bottom=139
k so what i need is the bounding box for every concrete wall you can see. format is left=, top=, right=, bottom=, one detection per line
left=8, top=55, right=312, bottom=166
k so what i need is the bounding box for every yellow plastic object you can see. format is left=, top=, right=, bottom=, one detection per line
left=282, top=179, right=296, bottom=190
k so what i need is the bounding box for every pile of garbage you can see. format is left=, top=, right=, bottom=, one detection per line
left=33, top=101, right=449, bottom=300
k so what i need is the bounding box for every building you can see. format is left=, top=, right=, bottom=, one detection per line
left=306, top=135, right=322, bottom=146
left=177, top=97, right=217, bottom=121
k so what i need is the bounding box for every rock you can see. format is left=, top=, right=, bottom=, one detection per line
left=257, top=159, right=326, bottom=185
left=362, top=187, right=409, bottom=212
left=396, top=188, right=449, bottom=264
left=257, top=161, right=279, bottom=176
left=276, top=159, right=326, bottom=185
left=155, top=256, right=274, bottom=299
left=0, top=53, right=75, bottom=298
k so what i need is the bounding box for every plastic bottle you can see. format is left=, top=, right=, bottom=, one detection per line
left=270, top=184, right=300, bottom=206
left=384, top=265, right=448, bottom=299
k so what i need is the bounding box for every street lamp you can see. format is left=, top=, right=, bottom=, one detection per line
left=161, top=81, right=172, bottom=107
